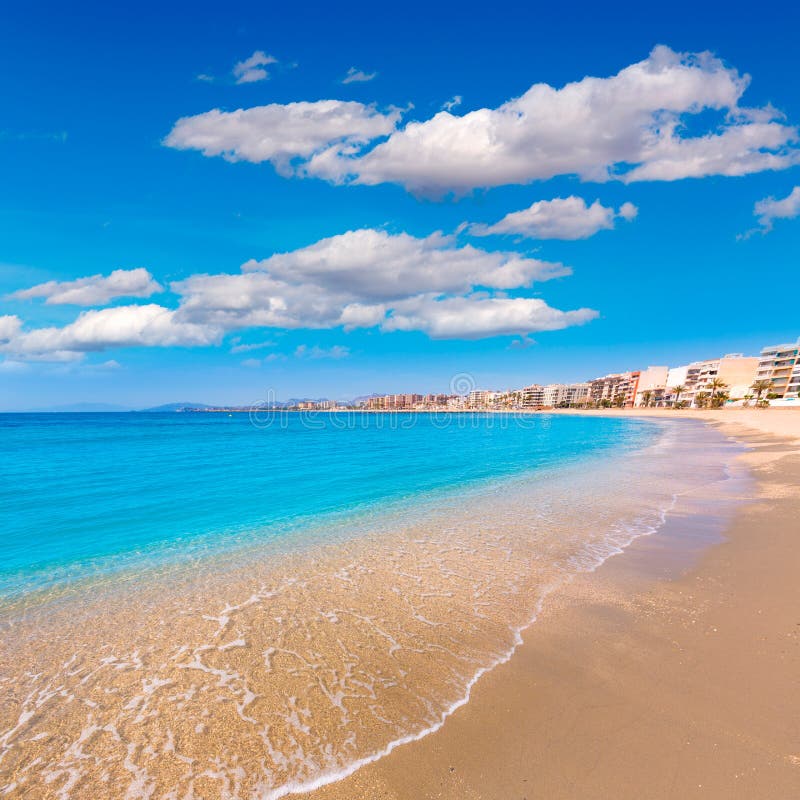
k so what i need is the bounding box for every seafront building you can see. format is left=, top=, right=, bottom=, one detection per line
left=330, top=335, right=798, bottom=412
left=467, top=390, right=498, bottom=408
left=519, top=384, right=545, bottom=408
left=589, top=371, right=641, bottom=407
left=541, top=382, right=591, bottom=407
left=755, top=340, right=800, bottom=399
left=678, top=354, right=759, bottom=407
left=633, top=366, right=669, bottom=406
left=791, top=362, right=800, bottom=399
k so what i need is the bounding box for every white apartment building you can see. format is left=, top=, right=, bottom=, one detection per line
left=468, top=390, right=503, bottom=408
left=541, top=383, right=591, bottom=407
left=755, top=340, right=800, bottom=399
left=633, top=366, right=669, bottom=406
left=789, top=361, right=800, bottom=399
left=680, top=354, right=759, bottom=407
left=589, top=371, right=641, bottom=407
left=519, top=384, right=545, bottom=407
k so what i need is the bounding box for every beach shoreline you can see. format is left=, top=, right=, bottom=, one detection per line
left=2, top=410, right=797, bottom=799
left=306, top=408, right=800, bottom=800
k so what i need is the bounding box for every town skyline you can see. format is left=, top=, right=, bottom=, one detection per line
left=25, top=335, right=792, bottom=413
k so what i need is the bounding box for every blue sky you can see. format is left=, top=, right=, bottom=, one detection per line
left=1, top=0, right=799, bottom=409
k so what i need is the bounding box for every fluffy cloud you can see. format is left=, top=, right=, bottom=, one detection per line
left=10, top=268, right=162, bottom=305
left=342, top=67, right=376, bottom=84
left=172, top=46, right=798, bottom=195
left=164, top=100, right=400, bottom=176
left=470, top=196, right=638, bottom=240
left=3, top=229, right=594, bottom=360
left=749, top=186, right=800, bottom=234
left=383, top=295, right=597, bottom=339
left=172, top=230, right=587, bottom=342
left=0, top=315, right=22, bottom=342
left=345, top=46, right=798, bottom=194
left=2, top=304, right=219, bottom=361
left=233, top=51, right=278, bottom=84
left=242, top=229, right=570, bottom=298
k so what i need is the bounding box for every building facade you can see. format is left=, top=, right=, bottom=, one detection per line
left=519, top=385, right=545, bottom=408
left=755, top=340, right=800, bottom=399
left=633, top=366, right=669, bottom=406
left=589, top=371, right=641, bottom=407
left=680, top=354, right=759, bottom=407
left=541, top=383, right=591, bottom=407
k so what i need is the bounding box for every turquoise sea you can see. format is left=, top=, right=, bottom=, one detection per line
left=0, top=412, right=747, bottom=799
left=0, top=411, right=656, bottom=601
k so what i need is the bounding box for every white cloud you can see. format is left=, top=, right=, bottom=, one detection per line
left=749, top=186, right=800, bottom=235
left=171, top=228, right=570, bottom=334
left=173, top=229, right=585, bottom=340
left=233, top=50, right=278, bottom=84
left=2, top=304, right=220, bottom=361
left=442, top=95, right=462, bottom=112
left=241, top=228, right=570, bottom=298
left=295, top=344, right=350, bottom=359
left=242, top=353, right=286, bottom=367
left=0, top=315, right=22, bottom=342
left=329, top=46, right=799, bottom=194
left=383, top=295, right=597, bottom=339
left=230, top=339, right=276, bottom=353
left=164, top=101, right=401, bottom=177
left=470, top=196, right=638, bottom=240
left=10, top=268, right=162, bottom=306
left=3, top=229, right=595, bottom=360
left=166, top=47, right=798, bottom=196
left=342, top=67, right=377, bottom=84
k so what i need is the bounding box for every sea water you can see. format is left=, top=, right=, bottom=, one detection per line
left=0, top=412, right=746, bottom=798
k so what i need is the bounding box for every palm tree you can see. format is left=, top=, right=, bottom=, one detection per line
left=750, top=379, right=772, bottom=406
left=707, top=378, right=728, bottom=407
left=641, top=390, right=653, bottom=408
left=670, top=384, right=685, bottom=408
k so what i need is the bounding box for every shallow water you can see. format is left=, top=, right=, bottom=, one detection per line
left=0, top=413, right=746, bottom=798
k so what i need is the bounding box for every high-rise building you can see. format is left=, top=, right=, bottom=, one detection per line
left=541, top=383, right=591, bottom=407
left=468, top=390, right=503, bottom=408
left=589, top=371, right=641, bottom=407
left=680, top=354, right=759, bottom=406
left=755, top=340, right=800, bottom=399
left=633, top=366, right=669, bottom=406
left=519, top=384, right=545, bottom=407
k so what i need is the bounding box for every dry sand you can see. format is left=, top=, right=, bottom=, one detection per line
left=308, top=409, right=800, bottom=800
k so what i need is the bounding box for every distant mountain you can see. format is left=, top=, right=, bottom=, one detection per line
left=138, top=402, right=213, bottom=412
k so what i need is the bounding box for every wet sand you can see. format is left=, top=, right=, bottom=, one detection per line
left=309, top=409, right=800, bottom=800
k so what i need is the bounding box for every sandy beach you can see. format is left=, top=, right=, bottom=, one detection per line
left=308, top=409, right=800, bottom=800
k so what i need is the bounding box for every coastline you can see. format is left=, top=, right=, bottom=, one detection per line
left=306, top=409, right=800, bottom=800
